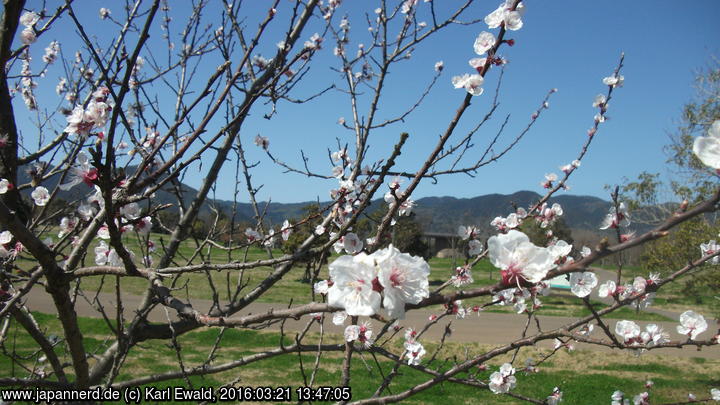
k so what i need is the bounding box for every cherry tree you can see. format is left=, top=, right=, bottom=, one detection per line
left=0, top=0, right=718, bottom=403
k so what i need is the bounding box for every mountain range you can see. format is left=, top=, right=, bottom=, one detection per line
left=19, top=165, right=616, bottom=234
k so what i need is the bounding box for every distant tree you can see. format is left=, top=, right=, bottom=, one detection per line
left=281, top=204, right=328, bottom=282
left=357, top=204, right=428, bottom=259
left=390, top=213, right=430, bottom=259
left=622, top=63, right=719, bottom=310
left=519, top=217, right=574, bottom=248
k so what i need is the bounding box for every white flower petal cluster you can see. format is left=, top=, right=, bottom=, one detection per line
left=328, top=245, right=430, bottom=318
left=491, top=212, right=521, bottom=232
left=677, top=310, right=707, bottom=340
left=281, top=220, right=292, bottom=241
left=254, top=135, right=269, bottom=149
left=94, top=241, right=123, bottom=266
left=404, top=341, right=426, bottom=365
left=452, top=73, right=484, bottom=96
left=328, top=254, right=381, bottom=317
left=19, top=12, right=39, bottom=45
left=0, top=231, right=12, bottom=245
left=451, top=266, right=473, bottom=287
left=598, top=280, right=617, bottom=298
left=701, top=240, right=720, bottom=264
left=458, top=225, right=479, bottom=240
left=332, top=311, right=347, bottom=325
left=494, top=287, right=537, bottom=314
left=384, top=188, right=415, bottom=217
left=485, top=1, right=525, bottom=31
left=611, top=390, right=627, bottom=405
left=693, top=121, right=720, bottom=169
left=31, top=186, right=50, bottom=206
left=615, top=320, right=641, bottom=345
left=64, top=88, right=112, bottom=136
left=569, top=272, right=598, bottom=297
left=547, top=239, right=572, bottom=263
left=0, top=178, right=12, bottom=194
left=615, top=320, right=669, bottom=348
left=488, top=230, right=554, bottom=285
left=468, top=239, right=483, bottom=256
left=344, top=322, right=373, bottom=348
left=603, top=74, right=625, bottom=88
left=546, top=387, right=563, bottom=405
left=600, top=202, right=630, bottom=230
left=60, top=151, right=98, bottom=191
left=537, top=203, right=563, bottom=228
left=489, top=363, right=516, bottom=394
left=473, top=31, right=496, bottom=55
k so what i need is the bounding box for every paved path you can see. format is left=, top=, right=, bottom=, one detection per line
left=19, top=279, right=720, bottom=360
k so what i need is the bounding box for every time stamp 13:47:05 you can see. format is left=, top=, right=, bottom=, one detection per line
left=214, top=386, right=352, bottom=402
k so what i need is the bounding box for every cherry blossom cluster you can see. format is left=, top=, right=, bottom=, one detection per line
left=493, top=282, right=548, bottom=313
left=599, top=202, right=631, bottom=230
left=344, top=321, right=373, bottom=348
left=598, top=274, right=659, bottom=310
left=615, top=310, right=708, bottom=355
left=63, top=87, right=113, bottom=137
left=0, top=230, right=23, bottom=260
left=490, top=207, right=524, bottom=233
left=488, top=229, right=555, bottom=287
left=322, top=245, right=430, bottom=319
left=19, top=11, right=40, bottom=45
left=457, top=225, right=483, bottom=256
left=244, top=220, right=293, bottom=250
left=488, top=363, right=516, bottom=394
left=452, top=1, right=524, bottom=96
left=700, top=239, right=720, bottom=264
left=489, top=201, right=563, bottom=235
left=614, top=320, right=669, bottom=349
left=384, top=177, right=415, bottom=219
left=403, top=327, right=426, bottom=366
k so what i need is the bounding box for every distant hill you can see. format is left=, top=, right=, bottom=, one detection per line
left=20, top=162, right=644, bottom=237
left=411, top=191, right=611, bottom=234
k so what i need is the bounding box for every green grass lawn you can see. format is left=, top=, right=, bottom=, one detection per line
left=0, top=312, right=717, bottom=404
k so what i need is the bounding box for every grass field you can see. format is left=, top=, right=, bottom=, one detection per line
left=42, top=237, right=672, bottom=321
left=15, top=231, right=707, bottom=321
left=0, top=312, right=717, bottom=404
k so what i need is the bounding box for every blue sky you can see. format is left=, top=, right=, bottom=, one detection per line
left=16, top=1, right=720, bottom=204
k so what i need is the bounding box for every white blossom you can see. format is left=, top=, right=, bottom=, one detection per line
left=603, top=74, right=624, bottom=88
left=332, top=310, right=347, bottom=325
left=376, top=245, right=430, bottom=319
left=473, top=31, right=496, bottom=55
left=677, top=310, right=707, bottom=340
left=0, top=231, right=12, bottom=245
left=31, top=186, right=50, bottom=206
left=0, top=179, right=12, bottom=194
left=700, top=240, right=720, bottom=264
left=615, top=320, right=641, bottom=345
left=452, top=73, right=484, bottom=96
left=693, top=120, right=720, bottom=169
left=488, top=230, right=554, bottom=285
left=404, top=341, right=426, bottom=365
left=327, top=254, right=381, bottom=316
left=342, top=232, right=363, bottom=254
left=569, top=272, right=598, bottom=297
left=489, top=363, right=516, bottom=394
left=20, top=12, right=40, bottom=27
